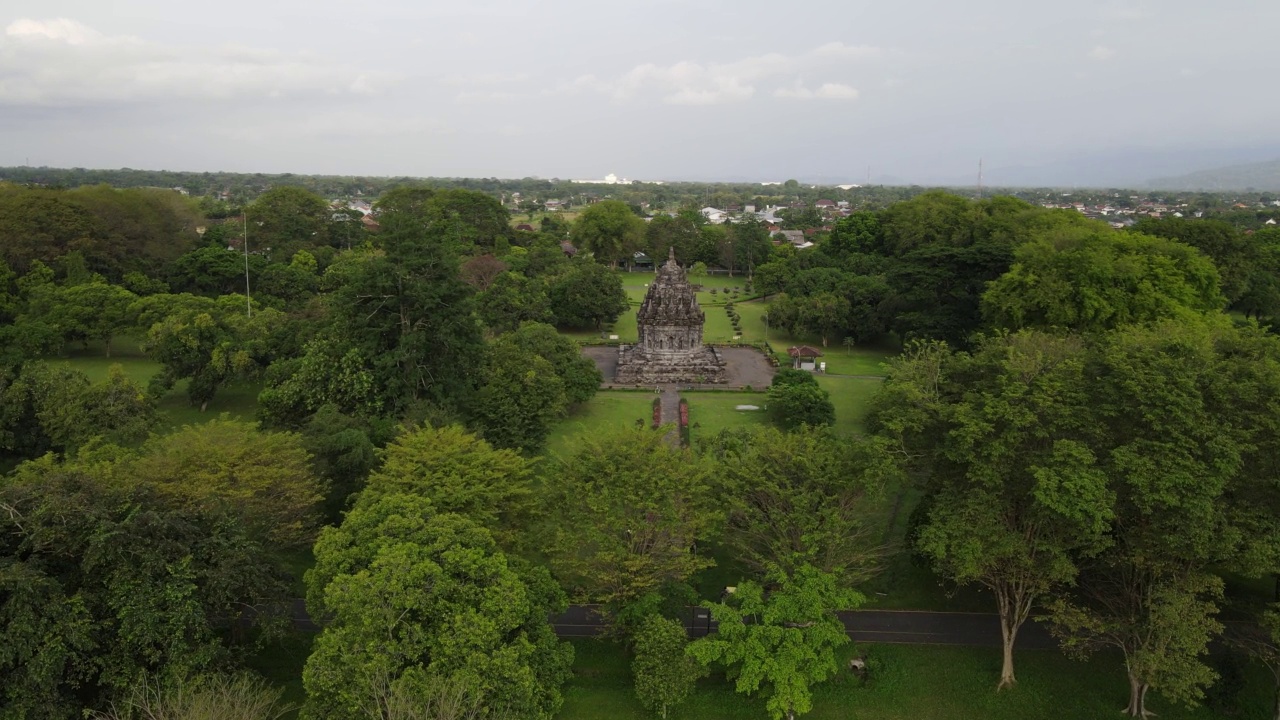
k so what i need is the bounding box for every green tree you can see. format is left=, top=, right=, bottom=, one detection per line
left=633, top=615, right=704, bottom=719
left=766, top=380, right=835, bottom=429
left=468, top=341, right=568, bottom=453
left=499, top=322, right=601, bottom=404
left=709, top=426, right=890, bottom=585
left=311, top=214, right=485, bottom=413
left=0, top=458, right=291, bottom=717
left=303, top=493, right=573, bottom=720
left=246, top=186, right=331, bottom=256
left=32, top=363, right=158, bottom=453
left=1044, top=320, right=1259, bottom=716
left=362, top=424, right=532, bottom=542
left=874, top=332, right=1113, bottom=689
left=141, top=295, right=285, bottom=411
left=688, top=564, right=863, bottom=720
left=478, top=272, right=554, bottom=334
left=548, top=262, right=629, bottom=330
left=542, top=427, right=719, bottom=610
left=33, top=281, right=138, bottom=356
left=126, top=418, right=324, bottom=548
left=982, top=227, right=1224, bottom=332
left=571, top=200, right=645, bottom=267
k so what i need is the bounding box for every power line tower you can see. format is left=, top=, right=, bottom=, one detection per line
left=977, top=158, right=985, bottom=199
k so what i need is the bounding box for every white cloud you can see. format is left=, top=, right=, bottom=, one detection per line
left=1088, top=45, right=1117, bottom=61
left=0, top=17, right=386, bottom=106
left=774, top=81, right=860, bottom=100
left=558, top=41, right=879, bottom=106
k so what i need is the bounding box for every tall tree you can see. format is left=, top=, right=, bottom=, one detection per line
left=571, top=200, right=645, bottom=267
left=1044, top=320, right=1254, bottom=717
left=708, top=426, right=891, bottom=584
left=542, top=426, right=720, bottom=610
left=362, top=424, right=532, bottom=542
left=548, top=262, right=629, bottom=330
left=688, top=564, right=863, bottom=720
left=317, top=214, right=485, bottom=413
left=873, top=331, right=1112, bottom=689
left=982, top=227, right=1224, bottom=332
left=303, top=494, right=573, bottom=720
left=633, top=615, right=704, bottom=719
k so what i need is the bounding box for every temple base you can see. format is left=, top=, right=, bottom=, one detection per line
left=614, top=345, right=728, bottom=384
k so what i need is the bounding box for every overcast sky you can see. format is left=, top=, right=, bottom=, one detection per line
left=2, top=0, right=1277, bottom=185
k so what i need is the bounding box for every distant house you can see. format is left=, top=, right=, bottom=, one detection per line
left=1266, top=218, right=1277, bottom=226
left=545, top=199, right=564, bottom=211
left=815, top=199, right=835, bottom=208
left=515, top=223, right=535, bottom=231
left=361, top=215, right=381, bottom=231
left=560, top=240, right=578, bottom=257
left=779, top=230, right=805, bottom=246
left=767, top=224, right=781, bottom=233
left=701, top=207, right=728, bottom=224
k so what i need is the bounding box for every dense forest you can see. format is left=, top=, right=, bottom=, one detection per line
left=4, top=178, right=1280, bottom=720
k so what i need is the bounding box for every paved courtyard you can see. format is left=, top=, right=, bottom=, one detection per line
left=583, top=345, right=775, bottom=389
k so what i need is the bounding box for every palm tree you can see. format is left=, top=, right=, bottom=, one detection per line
left=842, top=336, right=856, bottom=355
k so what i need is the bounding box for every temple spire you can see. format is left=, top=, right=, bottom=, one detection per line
left=668, top=246, right=676, bottom=263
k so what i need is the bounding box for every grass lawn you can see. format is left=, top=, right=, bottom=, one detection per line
left=41, top=336, right=261, bottom=432
left=816, top=375, right=882, bottom=436
left=558, top=639, right=1271, bottom=720
left=683, top=392, right=769, bottom=443
left=545, top=391, right=658, bottom=457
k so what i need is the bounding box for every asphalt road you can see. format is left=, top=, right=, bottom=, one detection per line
left=551, top=604, right=1057, bottom=648
left=285, top=600, right=1055, bottom=649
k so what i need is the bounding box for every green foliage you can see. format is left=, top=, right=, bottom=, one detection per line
left=572, top=200, right=646, bottom=266
left=766, top=381, right=835, bottom=429
left=140, top=294, right=285, bottom=410
left=707, top=426, right=891, bottom=585
left=875, top=331, right=1114, bottom=688
left=363, top=424, right=532, bottom=542
left=303, top=494, right=573, bottom=720
left=542, top=426, right=720, bottom=610
left=479, top=272, right=554, bottom=333
left=0, top=458, right=291, bottom=717
left=549, top=262, right=630, bottom=329
left=332, top=215, right=483, bottom=406
left=86, top=673, right=294, bottom=720
left=0, top=184, right=201, bottom=281
left=500, top=322, right=602, bottom=404
left=127, top=418, right=324, bottom=548
left=688, top=564, right=864, bottom=720
left=246, top=186, right=331, bottom=257
left=632, top=615, right=704, bottom=718
left=469, top=339, right=569, bottom=453
left=22, top=280, right=137, bottom=356
left=768, top=368, right=819, bottom=386
left=982, top=227, right=1225, bottom=332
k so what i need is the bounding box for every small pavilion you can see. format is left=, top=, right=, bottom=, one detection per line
left=787, top=345, right=824, bottom=371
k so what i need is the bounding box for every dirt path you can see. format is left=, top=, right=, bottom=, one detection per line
left=659, top=384, right=681, bottom=446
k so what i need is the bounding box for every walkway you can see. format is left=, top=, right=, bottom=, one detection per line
left=659, top=384, right=681, bottom=445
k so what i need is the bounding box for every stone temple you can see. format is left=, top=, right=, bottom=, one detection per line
left=615, top=249, right=727, bottom=384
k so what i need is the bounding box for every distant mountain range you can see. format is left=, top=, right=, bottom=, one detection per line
left=911, top=147, right=1280, bottom=191
left=1145, top=159, right=1280, bottom=192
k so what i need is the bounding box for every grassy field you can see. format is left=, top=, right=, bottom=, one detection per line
left=559, top=639, right=1271, bottom=720
left=817, top=375, right=883, bottom=435
left=40, top=336, right=260, bottom=431
left=684, top=392, right=769, bottom=442
left=545, top=391, right=659, bottom=457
